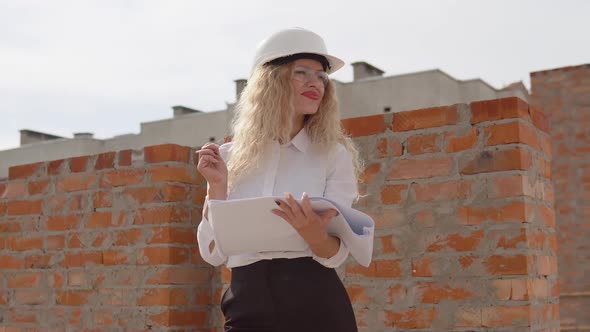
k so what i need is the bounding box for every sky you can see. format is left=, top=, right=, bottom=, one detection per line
left=1, top=0, right=588, bottom=151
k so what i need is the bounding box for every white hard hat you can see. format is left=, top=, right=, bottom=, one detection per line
left=252, top=27, right=345, bottom=74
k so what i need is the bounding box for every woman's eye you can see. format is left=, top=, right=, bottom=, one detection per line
left=294, top=70, right=307, bottom=75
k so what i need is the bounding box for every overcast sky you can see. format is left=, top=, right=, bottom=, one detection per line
left=1, top=0, right=588, bottom=151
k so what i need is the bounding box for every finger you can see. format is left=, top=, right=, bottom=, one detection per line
left=271, top=209, right=291, bottom=223
left=197, top=156, right=219, bottom=168
left=197, top=144, right=220, bottom=156
left=285, top=192, right=303, bottom=218
left=197, top=149, right=222, bottom=160
left=300, top=192, right=314, bottom=218
left=275, top=200, right=295, bottom=220
left=319, top=209, right=338, bottom=227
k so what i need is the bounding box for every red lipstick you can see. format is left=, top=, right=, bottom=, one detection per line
left=302, top=91, right=320, bottom=100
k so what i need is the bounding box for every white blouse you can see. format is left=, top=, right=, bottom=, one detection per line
left=197, top=128, right=358, bottom=269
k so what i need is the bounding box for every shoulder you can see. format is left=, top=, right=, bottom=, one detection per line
left=329, top=142, right=352, bottom=160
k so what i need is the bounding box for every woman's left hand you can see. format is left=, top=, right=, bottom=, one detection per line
left=272, top=192, right=339, bottom=246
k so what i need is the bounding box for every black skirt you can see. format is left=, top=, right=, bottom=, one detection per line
left=221, top=257, right=358, bottom=332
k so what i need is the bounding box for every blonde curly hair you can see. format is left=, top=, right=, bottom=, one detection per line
left=227, top=62, right=362, bottom=192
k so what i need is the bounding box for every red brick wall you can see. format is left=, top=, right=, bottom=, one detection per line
left=341, top=97, right=558, bottom=331
left=0, top=97, right=559, bottom=331
left=531, top=64, right=590, bottom=331
left=0, top=145, right=216, bottom=331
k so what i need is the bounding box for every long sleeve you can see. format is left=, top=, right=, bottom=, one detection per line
left=311, top=238, right=349, bottom=268
left=197, top=215, right=227, bottom=266
left=311, top=143, right=358, bottom=268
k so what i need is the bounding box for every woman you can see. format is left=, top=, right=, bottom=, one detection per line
left=197, top=27, right=362, bottom=332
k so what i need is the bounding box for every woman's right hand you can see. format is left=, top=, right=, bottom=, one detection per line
left=196, top=143, right=228, bottom=190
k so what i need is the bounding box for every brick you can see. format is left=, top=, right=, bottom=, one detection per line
left=383, top=307, right=438, bottom=328
left=393, top=105, right=459, bottom=131
left=407, top=134, right=440, bottom=154
left=44, top=194, right=67, bottom=214
left=458, top=202, right=532, bottom=225
left=484, top=121, right=540, bottom=150
left=149, top=309, right=208, bottom=327
left=86, top=211, right=114, bottom=228
left=460, top=147, right=533, bottom=174
left=341, top=114, right=388, bottom=137
left=118, top=150, right=132, bottom=166
left=102, top=249, right=130, bottom=265
left=491, top=174, right=536, bottom=199
left=93, top=191, right=113, bottom=208
left=380, top=184, right=408, bottom=204
left=412, top=257, right=432, bottom=277
left=418, top=282, right=473, bottom=303
left=45, top=214, right=81, bottom=231
left=346, top=285, right=370, bottom=304
left=7, top=272, right=42, bottom=288
left=529, top=107, right=550, bottom=133
left=0, top=255, right=24, bottom=269
left=455, top=307, right=482, bottom=327
left=95, top=309, right=114, bottom=326
left=385, top=284, right=406, bottom=304
left=6, top=235, right=43, bottom=251
left=446, top=128, right=478, bottom=152
left=133, top=206, right=189, bottom=224
left=56, top=174, right=98, bottom=192
left=14, top=289, right=49, bottom=305
left=376, top=137, right=388, bottom=158
left=485, top=255, right=530, bottom=275
left=146, top=267, right=212, bottom=285
left=94, top=152, right=116, bottom=170
left=61, top=251, right=103, bottom=267
left=9, top=307, right=39, bottom=323
left=7, top=199, right=42, bottom=215
left=0, top=202, right=7, bottom=217
left=482, top=305, right=531, bottom=327
left=359, top=163, right=381, bottom=184
left=68, top=193, right=86, bottom=211
left=538, top=132, right=552, bottom=157
left=138, top=247, right=189, bottom=265
left=470, top=97, right=530, bottom=124
left=101, top=169, right=144, bottom=187
left=137, top=288, right=189, bottom=306
left=192, top=185, right=207, bottom=206
left=144, top=144, right=191, bottom=163
left=148, top=226, right=196, bottom=244
left=537, top=204, right=556, bottom=228
left=148, top=165, right=199, bottom=184
left=122, top=184, right=189, bottom=205
left=28, top=179, right=50, bottom=195
left=0, top=216, right=36, bottom=233
left=388, top=156, right=453, bottom=180
left=69, top=156, right=89, bottom=173
left=426, top=230, right=484, bottom=252
left=413, top=180, right=473, bottom=202
left=537, top=255, right=558, bottom=276
left=1, top=181, right=26, bottom=198
left=46, top=235, right=66, bottom=250
left=25, top=253, right=60, bottom=269
left=48, top=159, right=65, bottom=175
left=495, top=228, right=528, bottom=249
left=346, top=259, right=402, bottom=278
left=113, top=228, right=143, bottom=246
left=56, top=290, right=92, bottom=306
left=9, top=162, right=44, bottom=180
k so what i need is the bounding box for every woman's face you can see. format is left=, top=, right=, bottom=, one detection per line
left=290, top=58, right=328, bottom=116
